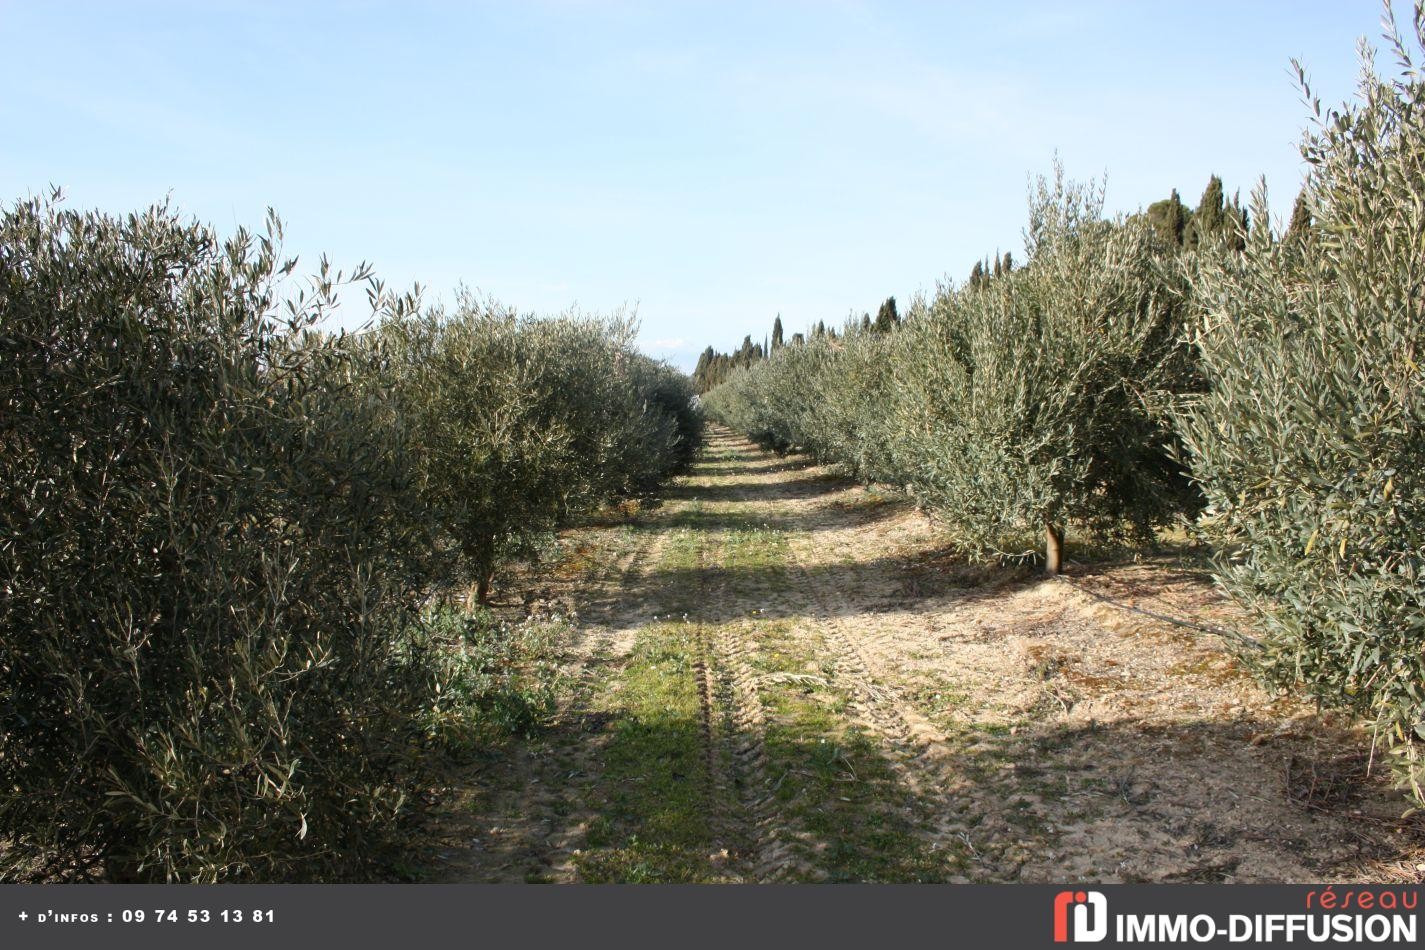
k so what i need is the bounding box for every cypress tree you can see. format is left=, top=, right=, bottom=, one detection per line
left=1146, top=189, right=1188, bottom=247
left=692, top=346, right=717, bottom=392
left=1187, top=175, right=1227, bottom=249
left=874, top=296, right=899, bottom=333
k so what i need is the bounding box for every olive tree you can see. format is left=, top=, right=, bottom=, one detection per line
left=1176, top=7, right=1425, bottom=798
left=888, top=170, right=1195, bottom=570
left=373, top=298, right=697, bottom=602
left=0, top=197, right=444, bottom=881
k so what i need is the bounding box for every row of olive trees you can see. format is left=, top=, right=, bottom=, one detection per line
left=707, top=4, right=1425, bottom=802
left=0, top=195, right=699, bottom=882
left=365, top=297, right=698, bottom=603
left=706, top=167, right=1200, bottom=570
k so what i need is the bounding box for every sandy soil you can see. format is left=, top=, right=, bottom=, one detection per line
left=426, top=425, right=1425, bottom=883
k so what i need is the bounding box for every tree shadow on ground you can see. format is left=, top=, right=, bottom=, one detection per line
left=991, top=712, right=1425, bottom=882
left=422, top=680, right=1425, bottom=883
left=634, top=495, right=906, bottom=537
left=658, top=472, right=849, bottom=505
left=636, top=550, right=1042, bottom=624
left=698, top=458, right=816, bottom=477
left=423, top=691, right=968, bottom=882
left=1065, top=549, right=1219, bottom=591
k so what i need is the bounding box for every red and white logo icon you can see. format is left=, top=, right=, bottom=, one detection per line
left=1054, top=890, right=1108, bottom=943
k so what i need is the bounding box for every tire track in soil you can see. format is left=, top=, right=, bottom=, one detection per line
left=700, top=418, right=992, bottom=876
left=430, top=527, right=668, bottom=882
left=779, top=495, right=984, bottom=877
left=694, top=426, right=918, bottom=881
left=536, top=528, right=673, bottom=882
left=683, top=465, right=797, bottom=882
left=711, top=619, right=798, bottom=881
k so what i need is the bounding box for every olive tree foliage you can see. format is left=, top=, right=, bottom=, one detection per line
left=706, top=170, right=1196, bottom=570
left=886, top=171, right=1195, bottom=568
left=626, top=352, right=703, bottom=480
left=0, top=194, right=701, bottom=881
left=368, top=297, right=699, bottom=601
left=811, top=327, right=903, bottom=482
left=701, top=319, right=901, bottom=484
left=704, top=334, right=827, bottom=456
left=1175, top=7, right=1425, bottom=798
left=0, top=196, right=447, bottom=881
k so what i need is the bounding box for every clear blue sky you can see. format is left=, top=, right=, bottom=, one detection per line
left=0, top=1, right=1391, bottom=371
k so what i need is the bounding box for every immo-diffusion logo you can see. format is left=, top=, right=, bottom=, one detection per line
left=1050, top=887, right=1419, bottom=944
left=1054, top=890, right=1108, bottom=943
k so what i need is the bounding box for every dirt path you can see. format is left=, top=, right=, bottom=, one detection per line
left=426, top=425, right=1425, bottom=883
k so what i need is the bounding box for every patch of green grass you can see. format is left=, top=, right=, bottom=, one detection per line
left=716, top=520, right=962, bottom=881
left=900, top=677, right=971, bottom=728
left=573, top=621, right=730, bottom=883
left=567, top=495, right=740, bottom=882
left=747, top=618, right=962, bottom=882
left=724, top=525, right=789, bottom=570
left=651, top=503, right=772, bottom=534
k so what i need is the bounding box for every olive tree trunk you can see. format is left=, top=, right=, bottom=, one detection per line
left=1044, top=523, right=1065, bottom=575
